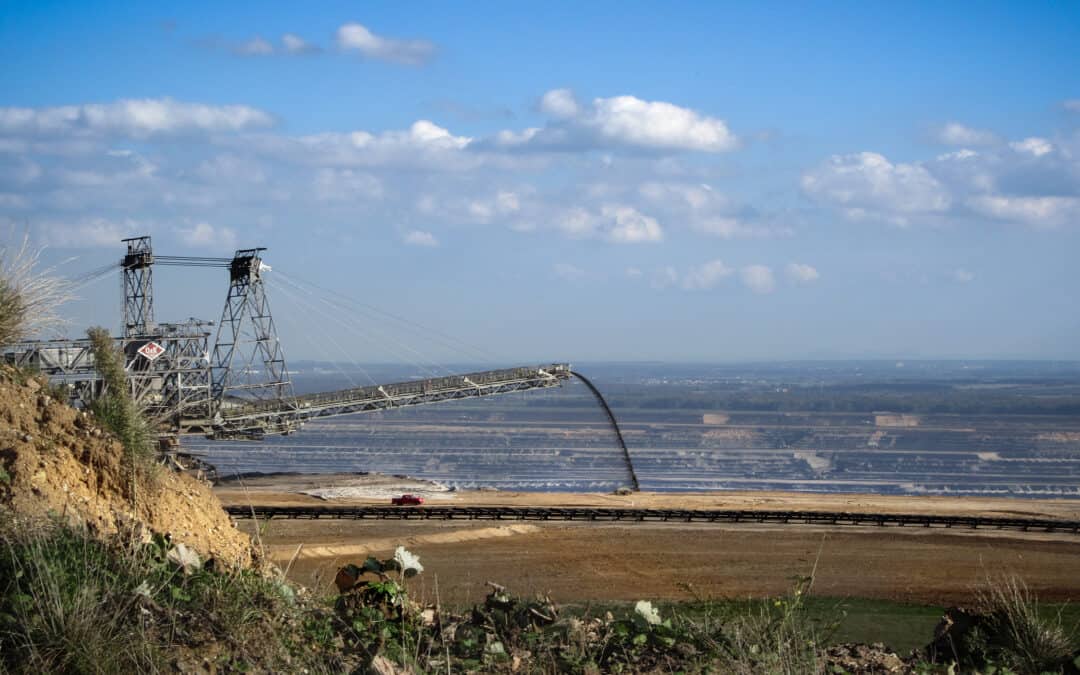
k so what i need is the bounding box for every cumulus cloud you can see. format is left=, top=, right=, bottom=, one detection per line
left=967, top=195, right=1080, bottom=228
left=740, top=265, right=776, bottom=294
left=539, top=89, right=581, bottom=119
left=0, top=99, right=273, bottom=138
left=494, top=90, right=737, bottom=153
left=681, top=259, right=733, bottom=290
left=637, top=181, right=791, bottom=239
left=786, top=263, right=819, bottom=284
left=934, top=122, right=999, bottom=147
left=403, top=230, right=438, bottom=247
left=801, top=152, right=951, bottom=225
left=1009, top=137, right=1053, bottom=157
left=336, top=22, right=435, bottom=65
left=807, top=127, right=1080, bottom=230
left=180, top=222, right=237, bottom=249
left=553, top=205, right=663, bottom=243
left=602, top=205, right=663, bottom=243
left=552, top=262, right=585, bottom=281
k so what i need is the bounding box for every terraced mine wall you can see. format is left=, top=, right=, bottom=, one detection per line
left=184, top=365, right=1080, bottom=496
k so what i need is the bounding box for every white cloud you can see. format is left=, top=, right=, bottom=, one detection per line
left=952, top=268, right=975, bottom=283
left=235, top=37, right=274, bottom=56
left=180, top=222, right=237, bottom=249
left=496, top=90, right=738, bottom=153
left=801, top=152, right=950, bottom=225
left=0, top=99, right=273, bottom=138
left=639, top=181, right=723, bottom=210
left=934, top=122, right=999, bottom=147
left=553, top=262, right=585, bottom=281
left=1009, top=137, right=1053, bottom=157
left=403, top=230, right=438, bottom=247
left=625, top=267, right=643, bottom=278
left=682, top=259, right=733, bottom=290
left=967, top=195, right=1080, bottom=228
left=552, top=205, right=663, bottom=243
left=600, top=205, right=663, bottom=243
left=336, top=22, right=435, bottom=65
left=539, top=89, right=580, bottom=119
left=637, top=181, right=791, bottom=239
left=786, top=263, right=819, bottom=284
left=282, top=33, right=318, bottom=54
left=588, top=95, right=737, bottom=152
left=740, top=265, right=776, bottom=294
left=1064, top=100, right=1080, bottom=113
left=466, top=191, right=521, bottom=223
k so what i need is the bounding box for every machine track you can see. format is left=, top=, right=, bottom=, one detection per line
left=225, top=505, right=1080, bottom=534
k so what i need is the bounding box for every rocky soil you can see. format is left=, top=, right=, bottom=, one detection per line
left=0, top=366, right=253, bottom=567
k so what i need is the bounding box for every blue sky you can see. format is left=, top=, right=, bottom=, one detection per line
left=1, top=1, right=1079, bottom=363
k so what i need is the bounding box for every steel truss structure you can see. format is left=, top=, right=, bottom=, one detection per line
left=210, top=249, right=293, bottom=410
left=3, top=236, right=572, bottom=441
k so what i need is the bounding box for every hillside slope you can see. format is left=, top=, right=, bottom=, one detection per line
left=0, top=366, right=253, bottom=567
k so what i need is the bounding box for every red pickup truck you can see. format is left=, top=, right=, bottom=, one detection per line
left=391, top=494, right=425, bottom=506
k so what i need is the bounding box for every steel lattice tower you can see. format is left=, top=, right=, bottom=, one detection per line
left=210, top=248, right=294, bottom=411
left=121, top=236, right=154, bottom=337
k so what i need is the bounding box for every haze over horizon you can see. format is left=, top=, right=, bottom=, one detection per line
left=1, top=2, right=1078, bottom=363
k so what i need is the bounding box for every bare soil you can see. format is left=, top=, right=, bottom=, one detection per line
left=225, top=472, right=1080, bottom=607
left=0, top=367, right=253, bottom=567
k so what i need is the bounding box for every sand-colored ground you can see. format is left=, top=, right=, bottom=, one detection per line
left=216, top=472, right=1080, bottom=520
left=222, top=473, right=1080, bottom=608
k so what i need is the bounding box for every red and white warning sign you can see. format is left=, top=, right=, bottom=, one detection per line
left=137, top=341, right=165, bottom=361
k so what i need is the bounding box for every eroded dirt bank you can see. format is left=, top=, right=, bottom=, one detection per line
left=0, top=367, right=253, bottom=567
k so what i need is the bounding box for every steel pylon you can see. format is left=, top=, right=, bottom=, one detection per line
left=210, top=248, right=295, bottom=419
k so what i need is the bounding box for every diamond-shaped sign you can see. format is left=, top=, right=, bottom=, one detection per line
left=137, top=341, right=165, bottom=361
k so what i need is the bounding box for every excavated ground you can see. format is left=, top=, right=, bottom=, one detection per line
left=221, top=473, right=1080, bottom=606
left=0, top=367, right=253, bottom=567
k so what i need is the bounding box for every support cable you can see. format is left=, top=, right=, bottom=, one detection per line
left=270, top=275, right=449, bottom=379
left=276, top=270, right=501, bottom=366
left=267, top=278, right=378, bottom=388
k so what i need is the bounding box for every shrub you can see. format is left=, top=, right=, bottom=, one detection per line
left=976, top=575, right=1075, bottom=674
left=0, top=523, right=341, bottom=674
left=86, top=326, right=156, bottom=496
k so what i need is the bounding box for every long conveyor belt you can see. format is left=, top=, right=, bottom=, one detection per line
left=224, top=505, right=1080, bottom=534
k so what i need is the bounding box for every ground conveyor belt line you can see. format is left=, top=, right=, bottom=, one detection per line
left=224, top=506, right=1080, bottom=534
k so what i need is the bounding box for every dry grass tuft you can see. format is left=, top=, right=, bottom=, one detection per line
left=0, top=233, right=73, bottom=347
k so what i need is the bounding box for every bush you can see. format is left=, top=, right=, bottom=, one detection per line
left=86, top=327, right=157, bottom=497
left=0, top=523, right=341, bottom=674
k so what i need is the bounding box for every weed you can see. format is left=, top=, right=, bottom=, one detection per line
left=0, top=233, right=73, bottom=348
left=0, top=523, right=342, bottom=674
left=976, top=575, right=1076, bottom=674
